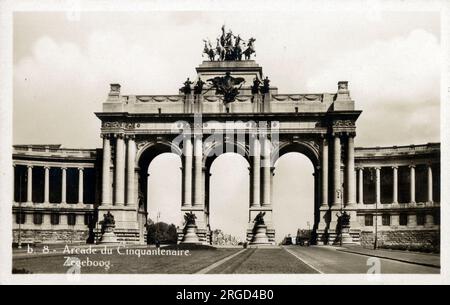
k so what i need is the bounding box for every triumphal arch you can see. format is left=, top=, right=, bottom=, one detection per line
left=13, top=27, right=440, bottom=248
left=96, top=28, right=361, bottom=245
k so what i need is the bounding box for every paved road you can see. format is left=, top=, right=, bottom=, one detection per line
left=204, top=246, right=439, bottom=274
left=206, top=248, right=318, bottom=274
left=283, top=246, right=439, bottom=274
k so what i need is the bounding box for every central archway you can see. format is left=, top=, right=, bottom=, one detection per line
left=203, top=139, right=250, bottom=243
left=273, top=153, right=315, bottom=244
left=208, top=153, right=250, bottom=245
left=272, top=140, right=320, bottom=244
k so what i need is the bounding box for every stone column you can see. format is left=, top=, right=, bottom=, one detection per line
left=61, top=167, right=67, bottom=204
left=12, top=164, right=15, bottom=202
left=321, top=137, right=328, bottom=207
left=261, top=135, right=271, bottom=207
left=392, top=166, right=398, bottom=204
left=410, top=165, right=416, bottom=203
left=26, top=165, right=33, bottom=203
left=193, top=134, right=203, bottom=207
left=126, top=135, right=136, bottom=206
left=346, top=134, right=356, bottom=206
left=332, top=133, right=341, bottom=207
left=115, top=134, right=126, bottom=206
left=251, top=135, right=261, bottom=207
left=101, top=134, right=112, bottom=206
left=78, top=167, right=84, bottom=204
left=375, top=167, right=381, bottom=204
left=182, top=135, right=193, bottom=207
left=358, top=168, right=364, bottom=204
left=44, top=166, right=50, bottom=203
left=427, top=164, right=433, bottom=203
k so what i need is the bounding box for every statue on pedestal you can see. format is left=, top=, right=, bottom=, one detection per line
left=251, top=78, right=261, bottom=94
left=260, top=76, right=271, bottom=94
left=250, top=212, right=270, bottom=245
left=181, top=78, right=193, bottom=94
left=181, top=212, right=199, bottom=244
left=193, top=78, right=205, bottom=95
left=336, top=211, right=354, bottom=245
left=99, top=211, right=119, bottom=244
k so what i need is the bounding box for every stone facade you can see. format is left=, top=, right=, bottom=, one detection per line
left=360, top=230, right=439, bottom=252
left=12, top=61, right=440, bottom=249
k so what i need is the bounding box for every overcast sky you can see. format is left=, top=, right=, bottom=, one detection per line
left=13, top=9, right=441, bottom=242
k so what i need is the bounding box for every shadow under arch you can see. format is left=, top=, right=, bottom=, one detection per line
left=272, top=140, right=321, bottom=244
left=136, top=141, right=182, bottom=243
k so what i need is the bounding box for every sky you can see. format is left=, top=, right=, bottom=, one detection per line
left=13, top=9, right=441, bottom=242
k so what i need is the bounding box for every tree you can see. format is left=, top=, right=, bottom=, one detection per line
left=146, top=220, right=177, bottom=244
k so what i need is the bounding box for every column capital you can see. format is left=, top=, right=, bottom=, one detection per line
left=391, top=165, right=398, bottom=169
left=27, top=164, right=33, bottom=169
left=44, top=165, right=50, bottom=170
left=408, top=164, right=416, bottom=169
left=100, top=133, right=111, bottom=139
left=77, top=167, right=84, bottom=171
left=331, top=131, right=344, bottom=137
left=125, top=134, right=136, bottom=140
left=342, top=131, right=356, bottom=138
left=61, top=166, right=67, bottom=170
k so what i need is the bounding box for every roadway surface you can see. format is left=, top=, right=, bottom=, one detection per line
left=203, top=246, right=439, bottom=274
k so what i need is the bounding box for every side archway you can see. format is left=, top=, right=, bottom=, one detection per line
left=136, top=139, right=183, bottom=243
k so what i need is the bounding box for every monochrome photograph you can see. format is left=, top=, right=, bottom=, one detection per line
left=0, top=0, right=448, bottom=287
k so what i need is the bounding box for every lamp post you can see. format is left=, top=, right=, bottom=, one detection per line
left=339, top=189, right=343, bottom=247
left=156, top=211, right=161, bottom=245
left=17, top=171, right=23, bottom=249
left=374, top=199, right=378, bottom=250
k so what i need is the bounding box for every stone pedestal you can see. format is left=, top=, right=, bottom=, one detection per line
left=339, top=224, right=357, bottom=245
left=250, top=224, right=270, bottom=245
left=99, top=224, right=119, bottom=244
left=182, top=224, right=200, bottom=243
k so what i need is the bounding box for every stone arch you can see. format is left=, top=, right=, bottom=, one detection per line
left=136, top=139, right=182, bottom=169
left=203, top=139, right=250, bottom=169
left=272, top=140, right=320, bottom=168
left=136, top=140, right=183, bottom=239
left=271, top=139, right=321, bottom=243
left=202, top=140, right=251, bottom=233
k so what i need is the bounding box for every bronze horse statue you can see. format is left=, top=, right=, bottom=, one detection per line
left=243, top=37, right=256, bottom=60
left=216, top=38, right=225, bottom=61
left=203, top=39, right=215, bottom=61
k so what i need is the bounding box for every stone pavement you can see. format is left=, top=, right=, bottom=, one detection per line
left=338, top=245, right=440, bottom=268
